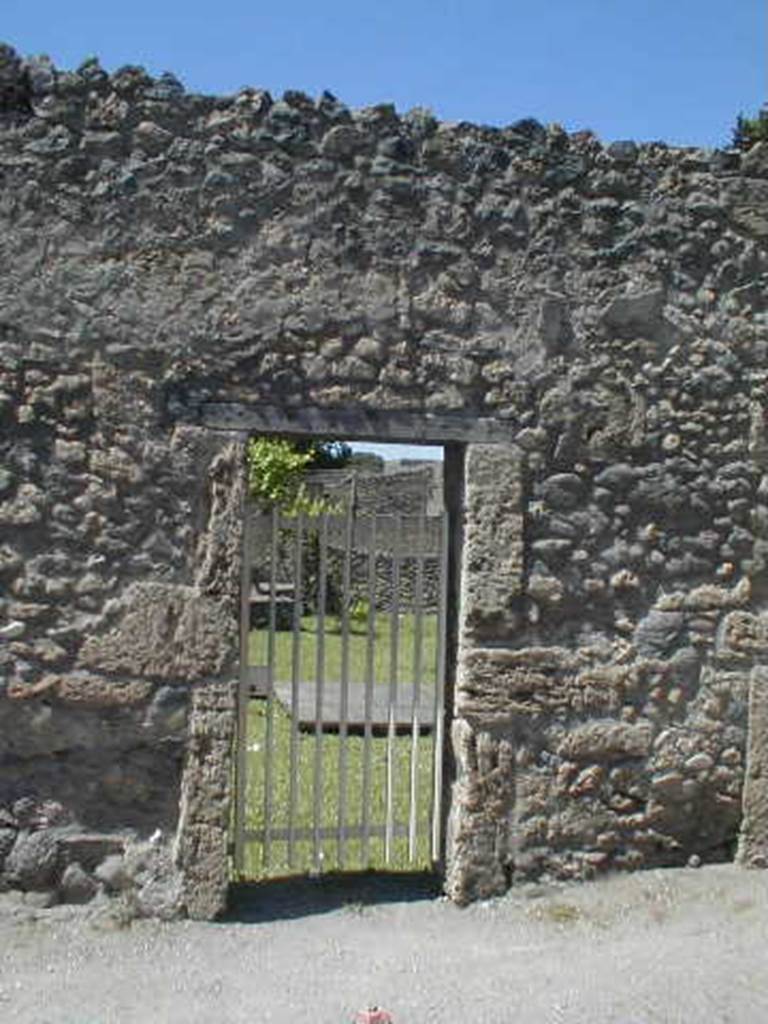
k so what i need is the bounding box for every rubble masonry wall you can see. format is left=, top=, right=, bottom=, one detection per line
left=1, top=44, right=767, bottom=915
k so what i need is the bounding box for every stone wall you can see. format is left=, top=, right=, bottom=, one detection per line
left=1, top=42, right=767, bottom=915
left=320, top=466, right=444, bottom=612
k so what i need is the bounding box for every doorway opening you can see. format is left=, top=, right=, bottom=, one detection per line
left=231, top=439, right=454, bottom=882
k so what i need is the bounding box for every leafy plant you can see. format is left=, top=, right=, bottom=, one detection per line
left=246, top=437, right=351, bottom=515
left=246, top=437, right=353, bottom=613
left=732, top=109, right=768, bottom=151
left=247, top=437, right=315, bottom=513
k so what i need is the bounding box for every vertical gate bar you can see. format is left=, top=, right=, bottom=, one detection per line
left=234, top=503, right=252, bottom=876
left=262, top=507, right=278, bottom=870
left=337, top=498, right=354, bottom=868
left=408, top=511, right=426, bottom=862
left=287, top=511, right=304, bottom=870
left=385, top=514, right=401, bottom=864
left=312, top=511, right=328, bottom=872
left=361, top=515, right=377, bottom=866
left=431, top=510, right=450, bottom=862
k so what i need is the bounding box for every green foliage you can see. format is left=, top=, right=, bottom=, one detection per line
left=246, top=437, right=352, bottom=514
left=349, top=597, right=372, bottom=631
left=246, top=437, right=316, bottom=513
left=732, top=110, right=768, bottom=151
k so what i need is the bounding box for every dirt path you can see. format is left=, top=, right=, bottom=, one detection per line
left=1, top=864, right=767, bottom=1023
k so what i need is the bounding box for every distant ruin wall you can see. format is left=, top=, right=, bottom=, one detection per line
left=1, top=42, right=768, bottom=915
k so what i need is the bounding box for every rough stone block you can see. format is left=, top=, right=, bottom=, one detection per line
left=460, top=443, right=524, bottom=642
left=721, top=611, right=768, bottom=657
left=444, top=720, right=512, bottom=904
left=52, top=673, right=154, bottom=707
left=78, top=583, right=235, bottom=681
left=556, top=721, right=653, bottom=762
left=177, top=824, right=229, bottom=921
left=738, top=666, right=768, bottom=868
left=3, top=828, right=60, bottom=890
left=58, top=832, right=127, bottom=871
left=657, top=577, right=751, bottom=612
left=600, top=288, right=664, bottom=331
left=458, top=646, right=625, bottom=719
left=58, top=862, right=98, bottom=904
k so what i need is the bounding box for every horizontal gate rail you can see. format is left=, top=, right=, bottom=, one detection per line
left=239, top=823, right=414, bottom=844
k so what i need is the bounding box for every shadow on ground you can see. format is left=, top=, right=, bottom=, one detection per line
left=224, top=870, right=442, bottom=923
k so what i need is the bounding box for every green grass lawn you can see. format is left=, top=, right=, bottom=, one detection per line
left=235, top=612, right=441, bottom=881
left=236, top=701, right=436, bottom=880
left=248, top=611, right=439, bottom=686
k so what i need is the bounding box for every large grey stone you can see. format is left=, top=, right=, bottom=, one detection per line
left=94, top=854, right=131, bottom=893
left=634, top=610, right=685, bottom=657
left=3, top=829, right=60, bottom=890
left=538, top=473, right=586, bottom=511
left=601, top=289, right=665, bottom=331
left=59, top=862, right=99, bottom=904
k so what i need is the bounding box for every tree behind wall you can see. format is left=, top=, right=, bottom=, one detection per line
left=732, top=106, right=768, bottom=150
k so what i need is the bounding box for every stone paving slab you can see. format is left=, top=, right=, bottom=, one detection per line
left=269, top=680, right=437, bottom=730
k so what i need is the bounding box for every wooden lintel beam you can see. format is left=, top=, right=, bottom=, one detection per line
left=200, top=403, right=515, bottom=445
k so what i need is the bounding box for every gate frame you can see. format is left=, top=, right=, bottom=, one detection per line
left=234, top=500, right=450, bottom=876
left=191, top=403, right=518, bottom=907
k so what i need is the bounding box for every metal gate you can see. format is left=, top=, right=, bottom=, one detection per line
left=232, top=495, right=449, bottom=879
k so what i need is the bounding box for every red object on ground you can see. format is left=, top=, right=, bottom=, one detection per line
left=355, top=1007, right=393, bottom=1024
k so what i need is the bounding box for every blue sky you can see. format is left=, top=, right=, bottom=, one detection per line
left=350, top=443, right=443, bottom=462
left=3, top=1, right=764, bottom=460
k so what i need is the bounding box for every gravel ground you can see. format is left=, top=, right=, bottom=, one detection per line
left=1, top=864, right=768, bottom=1024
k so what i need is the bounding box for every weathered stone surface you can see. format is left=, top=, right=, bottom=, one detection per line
left=0, top=620, right=25, bottom=639
left=557, top=722, right=653, bottom=761
left=0, top=484, right=45, bottom=525
left=177, top=824, right=230, bottom=920
left=58, top=832, right=127, bottom=871
left=78, top=583, right=233, bottom=681
left=143, top=685, right=189, bottom=735
left=174, top=681, right=236, bottom=919
left=48, top=674, right=155, bottom=707
left=601, top=288, right=665, bottom=331
left=634, top=610, right=685, bottom=658
left=527, top=574, right=564, bottom=606
left=3, top=829, right=60, bottom=890
left=445, top=720, right=512, bottom=904
left=58, top=862, right=98, bottom=904
left=94, top=854, right=131, bottom=893
left=738, top=666, right=768, bottom=867
left=657, top=578, right=751, bottom=612
left=457, top=646, right=632, bottom=722
left=460, top=444, right=524, bottom=642
left=538, top=473, right=586, bottom=511
left=121, top=840, right=184, bottom=920
left=721, top=611, right=768, bottom=657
